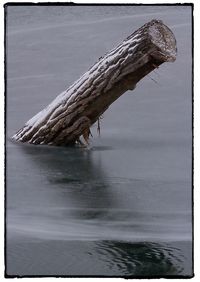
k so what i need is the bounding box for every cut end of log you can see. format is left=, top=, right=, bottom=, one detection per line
left=147, top=19, right=177, bottom=62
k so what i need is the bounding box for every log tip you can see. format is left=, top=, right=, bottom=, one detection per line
left=148, top=19, right=177, bottom=62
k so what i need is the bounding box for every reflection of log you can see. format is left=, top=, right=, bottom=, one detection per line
left=12, top=19, right=177, bottom=146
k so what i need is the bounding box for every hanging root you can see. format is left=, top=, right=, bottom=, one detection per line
left=78, top=115, right=103, bottom=147
left=82, top=127, right=93, bottom=145
left=97, top=115, right=104, bottom=137
left=147, top=75, right=159, bottom=84
left=80, top=116, right=103, bottom=146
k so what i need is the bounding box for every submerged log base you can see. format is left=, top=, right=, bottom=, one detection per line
left=12, top=19, right=177, bottom=146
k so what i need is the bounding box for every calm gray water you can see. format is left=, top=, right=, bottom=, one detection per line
left=6, top=5, right=193, bottom=277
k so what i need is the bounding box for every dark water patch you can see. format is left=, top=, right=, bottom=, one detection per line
left=95, top=241, right=185, bottom=276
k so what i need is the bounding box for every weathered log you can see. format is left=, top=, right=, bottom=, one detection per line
left=12, top=19, right=177, bottom=146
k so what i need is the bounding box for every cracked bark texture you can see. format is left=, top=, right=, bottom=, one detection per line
left=12, top=19, right=177, bottom=146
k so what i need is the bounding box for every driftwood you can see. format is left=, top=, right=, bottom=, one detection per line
left=12, top=19, right=177, bottom=146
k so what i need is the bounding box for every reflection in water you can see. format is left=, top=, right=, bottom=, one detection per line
left=19, top=143, right=116, bottom=221
left=11, top=142, right=187, bottom=277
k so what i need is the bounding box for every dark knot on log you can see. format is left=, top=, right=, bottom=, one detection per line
left=12, top=19, right=177, bottom=146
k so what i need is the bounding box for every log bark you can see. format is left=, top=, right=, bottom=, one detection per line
left=12, top=19, right=177, bottom=146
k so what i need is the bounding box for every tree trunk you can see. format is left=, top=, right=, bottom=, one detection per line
left=12, top=19, right=177, bottom=146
